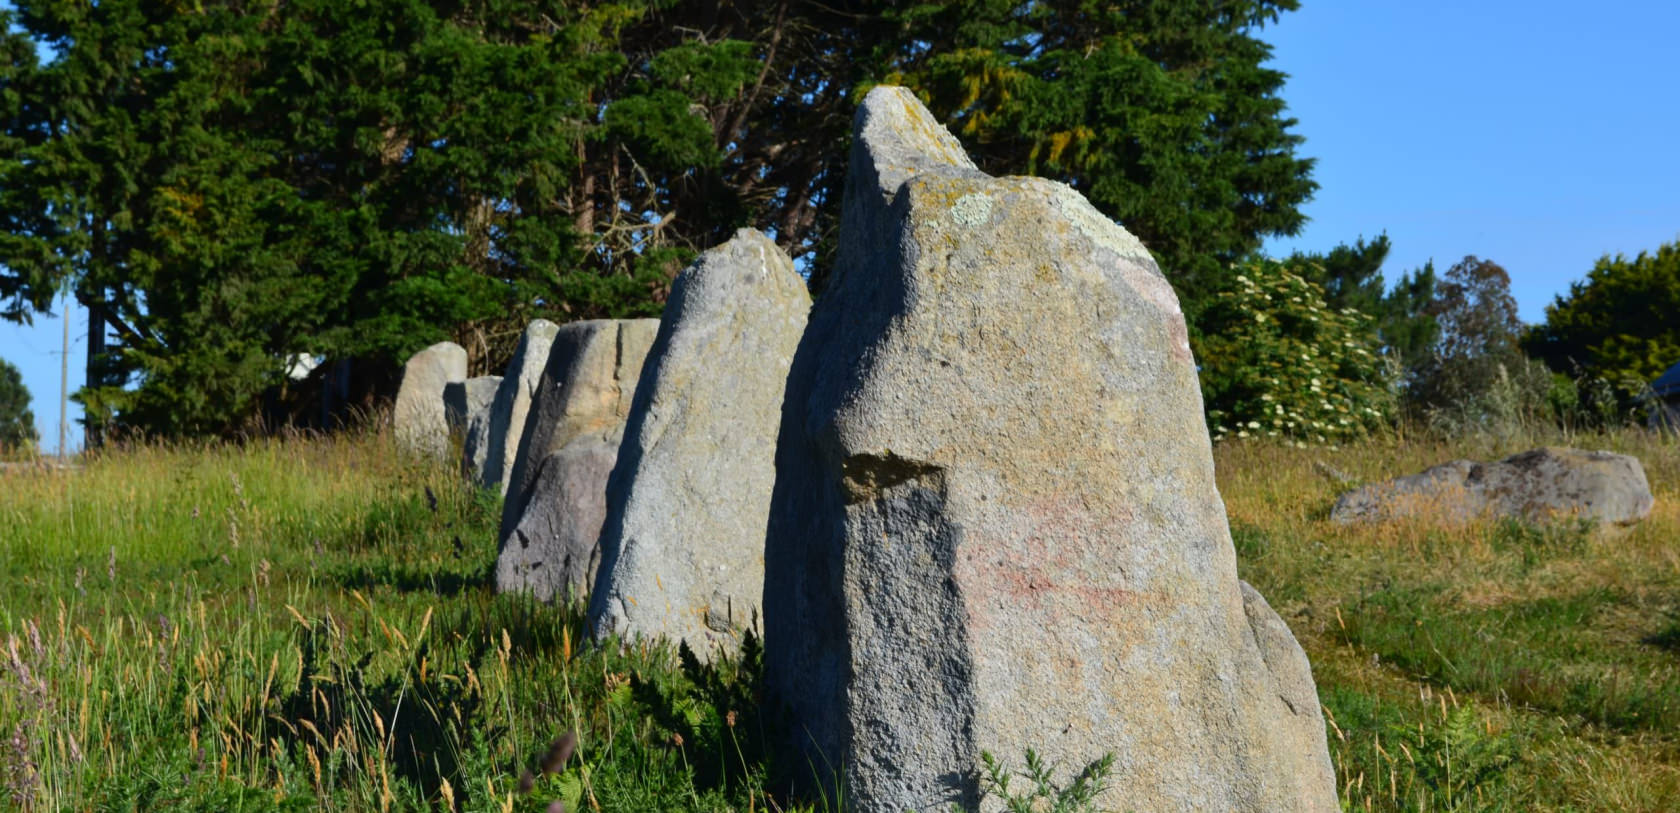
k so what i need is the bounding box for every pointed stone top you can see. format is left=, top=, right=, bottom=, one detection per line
left=686, top=228, right=800, bottom=284
left=524, top=318, right=560, bottom=342
left=658, top=228, right=806, bottom=345
left=706, top=227, right=784, bottom=269
left=413, top=341, right=466, bottom=364
left=851, top=86, right=980, bottom=204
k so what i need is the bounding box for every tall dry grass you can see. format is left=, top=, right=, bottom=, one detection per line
left=4, top=421, right=1680, bottom=810
left=0, top=428, right=790, bottom=812
left=1217, top=425, right=1680, bottom=811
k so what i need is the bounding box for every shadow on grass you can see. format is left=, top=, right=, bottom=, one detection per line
left=1339, top=582, right=1680, bottom=732
left=274, top=616, right=487, bottom=807
left=1642, top=619, right=1680, bottom=655
left=259, top=597, right=587, bottom=808
left=330, top=557, right=494, bottom=596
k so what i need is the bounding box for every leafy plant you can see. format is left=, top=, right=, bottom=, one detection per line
left=1407, top=256, right=1562, bottom=435
left=1320, top=685, right=1520, bottom=813
left=624, top=632, right=772, bottom=799
left=978, top=749, right=1116, bottom=813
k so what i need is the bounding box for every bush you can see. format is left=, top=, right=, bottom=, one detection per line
left=1417, top=356, right=1561, bottom=439
left=0, top=356, right=38, bottom=455
left=1525, top=239, right=1680, bottom=402
left=1195, top=256, right=1395, bottom=444
left=1403, top=255, right=1583, bottom=436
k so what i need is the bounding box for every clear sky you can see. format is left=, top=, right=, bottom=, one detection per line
left=2, top=1, right=1678, bottom=453
left=1260, top=1, right=1680, bottom=321
left=0, top=299, right=84, bottom=456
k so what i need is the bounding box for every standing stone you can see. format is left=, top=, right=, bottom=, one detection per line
left=483, top=320, right=561, bottom=493
left=763, top=87, right=1336, bottom=812
left=445, top=375, right=501, bottom=431
left=496, top=319, right=659, bottom=602
left=394, top=341, right=467, bottom=458
left=1331, top=447, right=1655, bottom=527
left=589, top=229, right=810, bottom=660
left=452, top=376, right=503, bottom=484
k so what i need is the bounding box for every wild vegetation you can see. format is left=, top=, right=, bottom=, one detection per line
left=1, top=429, right=788, bottom=811
left=1524, top=240, right=1680, bottom=400
left=1225, top=427, right=1680, bottom=811
left=1194, top=255, right=1394, bottom=445
left=0, top=357, right=35, bottom=456
left=0, top=0, right=1317, bottom=438
left=3, top=422, right=1676, bottom=811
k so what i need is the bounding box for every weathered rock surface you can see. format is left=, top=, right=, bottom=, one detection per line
left=496, top=319, right=659, bottom=602
left=1331, top=447, right=1654, bottom=527
left=483, top=320, right=561, bottom=493
left=452, top=376, right=503, bottom=483
left=588, top=229, right=810, bottom=659
left=1238, top=580, right=1337, bottom=800
left=762, top=86, right=1337, bottom=812
left=499, top=436, right=620, bottom=600
left=394, top=341, right=467, bottom=457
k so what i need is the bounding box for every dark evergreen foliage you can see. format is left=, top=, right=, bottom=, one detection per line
left=1290, top=234, right=1391, bottom=316
left=1379, top=261, right=1441, bottom=375
left=0, top=1, right=1321, bottom=437
left=881, top=0, right=1318, bottom=317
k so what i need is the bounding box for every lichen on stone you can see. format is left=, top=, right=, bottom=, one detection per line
left=1053, top=184, right=1151, bottom=263
left=950, top=193, right=994, bottom=228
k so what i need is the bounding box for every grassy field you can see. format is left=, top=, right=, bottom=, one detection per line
left=2, top=424, right=1677, bottom=811
left=1223, top=428, right=1680, bottom=811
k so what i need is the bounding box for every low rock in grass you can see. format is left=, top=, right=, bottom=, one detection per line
left=1331, top=446, right=1655, bottom=528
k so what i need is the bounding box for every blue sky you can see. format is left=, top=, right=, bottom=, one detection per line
left=3, top=1, right=1678, bottom=453
left=1260, top=1, right=1680, bottom=317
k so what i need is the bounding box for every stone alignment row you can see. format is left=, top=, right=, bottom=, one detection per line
left=496, top=319, right=658, bottom=602
left=391, top=85, right=1339, bottom=813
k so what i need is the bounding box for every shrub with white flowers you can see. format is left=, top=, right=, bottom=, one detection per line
left=1194, top=256, right=1396, bottom=444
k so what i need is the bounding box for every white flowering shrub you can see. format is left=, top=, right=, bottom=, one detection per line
left=1194, top=256, right=1396, bottom=444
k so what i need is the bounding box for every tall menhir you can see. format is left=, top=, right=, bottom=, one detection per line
left=761, top=86, right=1338, bottom=812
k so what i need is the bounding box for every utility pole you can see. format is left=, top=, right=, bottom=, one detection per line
left=59, top=288, right=68, bottom=460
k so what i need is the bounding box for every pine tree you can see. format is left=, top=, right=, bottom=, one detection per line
left=1, top=1, right=686, bottom=435
left=1287, top=235, right=1439, bottom=372
left=879, top=0, right=1317, bottom=317
left=0, top=1, right=1323, bottom=436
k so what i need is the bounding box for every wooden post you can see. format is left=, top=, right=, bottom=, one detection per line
left=58, top=289, right=68, bottom=459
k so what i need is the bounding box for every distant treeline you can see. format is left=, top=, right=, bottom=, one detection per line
left=0, top=1, right=1669, bottom=441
